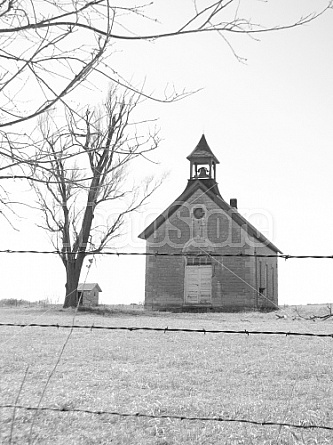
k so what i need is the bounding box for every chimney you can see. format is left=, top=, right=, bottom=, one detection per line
left=230, top=198, right=237, bottom=209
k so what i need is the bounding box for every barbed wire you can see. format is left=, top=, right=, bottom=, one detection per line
left=1, top=323, right=332, bottom=338
left=1, top=404, right=332, bottom=432
left=0, top=249, right=333, bottom=259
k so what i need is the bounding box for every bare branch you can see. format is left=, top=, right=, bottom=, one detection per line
left=0, top=0, right=331, bottom=130
left=0, top=0, right=331, bottom=232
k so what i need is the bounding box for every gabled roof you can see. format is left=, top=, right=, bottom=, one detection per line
left=78, top=283, right=102, bottom=292
left=138, top=179, right=281, bottom=253
left=186, top=134, right=220, bottom=164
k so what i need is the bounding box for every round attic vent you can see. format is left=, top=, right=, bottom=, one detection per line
left=193, top=207, right=205, bottom=219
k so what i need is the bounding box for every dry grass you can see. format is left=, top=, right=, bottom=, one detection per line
left=1, top=305, right=333, bottom=444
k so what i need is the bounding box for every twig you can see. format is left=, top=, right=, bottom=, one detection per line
left=9, top=365, right=30, bottom=445
left=27, top=328, right=75, bottom=444
left=27, top=259, right=93, bottom=444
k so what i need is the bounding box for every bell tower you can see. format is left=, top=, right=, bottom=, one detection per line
left=187, top=134, right=220, bottom=181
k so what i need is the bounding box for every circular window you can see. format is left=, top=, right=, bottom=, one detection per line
left=193, top=207, right=205, bottom=219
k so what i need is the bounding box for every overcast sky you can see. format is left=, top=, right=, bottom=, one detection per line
left=1, top=1, right=333, bottom=306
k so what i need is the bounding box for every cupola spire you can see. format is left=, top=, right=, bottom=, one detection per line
left=187, top=135, right=220, bottom=180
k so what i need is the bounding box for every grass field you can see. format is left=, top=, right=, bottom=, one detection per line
left=1, top=305, right=333, bottom=444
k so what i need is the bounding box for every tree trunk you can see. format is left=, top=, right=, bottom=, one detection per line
left=63, top=260, right=81, bottom=308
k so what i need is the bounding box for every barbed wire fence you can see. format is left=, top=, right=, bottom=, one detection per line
left=1, top=250, right=333, bottom=443
left=1, top=322, right=333, bottom=441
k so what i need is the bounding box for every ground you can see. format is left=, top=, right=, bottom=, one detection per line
left=0, top=304, right=333, bottom=444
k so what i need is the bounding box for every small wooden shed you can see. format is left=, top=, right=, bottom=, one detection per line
left=77, top=283, right=102, bottom=306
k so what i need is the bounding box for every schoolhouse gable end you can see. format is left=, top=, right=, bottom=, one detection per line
left=138, top=135, right=281, bottom=312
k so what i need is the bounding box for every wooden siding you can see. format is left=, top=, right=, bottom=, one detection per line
left=80, top=290, right=99, bottom=306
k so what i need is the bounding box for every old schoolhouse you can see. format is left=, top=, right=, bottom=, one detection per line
left=138, top=135, right=281, bottom=311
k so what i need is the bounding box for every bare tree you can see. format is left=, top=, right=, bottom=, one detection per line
left=30, top=86, right=161, bottom=308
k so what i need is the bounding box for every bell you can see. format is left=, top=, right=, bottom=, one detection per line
left=198, top=167, right=208, bottom=178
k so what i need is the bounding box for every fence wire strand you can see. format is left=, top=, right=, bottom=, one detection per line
left=1, top=404, right=332, bottom=432
left=1, top=323, right=332, bottom=338
left=0, top=249, right=333, bottom=259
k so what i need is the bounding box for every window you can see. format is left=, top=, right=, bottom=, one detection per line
left=187, top=256, right=212, bottom=266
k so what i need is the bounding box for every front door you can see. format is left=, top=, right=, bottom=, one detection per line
left=185, top=265, right=212, bottom=304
